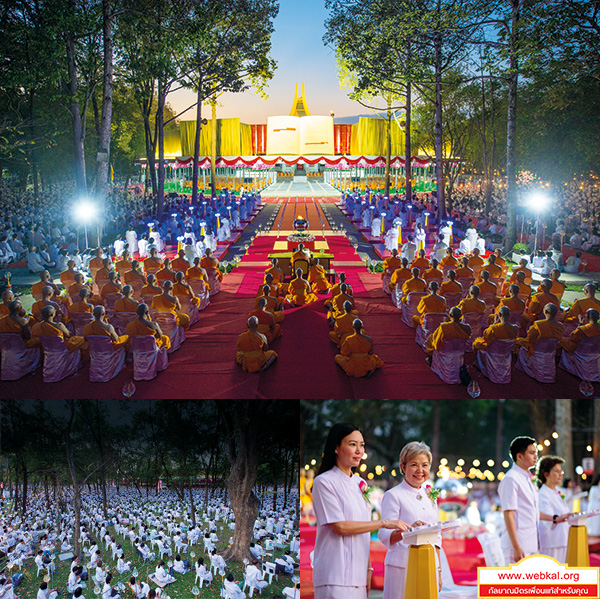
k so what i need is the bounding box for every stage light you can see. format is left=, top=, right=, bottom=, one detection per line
left=527, top=190, right=551, bottom=212
left=75, top=200, right=97, bottom=222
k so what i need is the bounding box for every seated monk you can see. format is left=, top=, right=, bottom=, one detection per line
left=0, top=300, right=41, bottom=348
left=508, top=270, right=532, bottom=302
left=522, top=278, right=560, bottom=325
left=265, top=257, right=285, bottom=292
left=83, top=305, right=130, bottom=351
left=256, top=285, right=284, bottom=323
left=259, top=273, right=280, bottom=298
left=455, top=256, right=475, bottom=280
left=307, top=258, right=331, bottom=293
left=94, top=257, right=113, bottom=285
left=467, top=247, right=485, bottom=279
left=31, top=305, right=88, bottom=355
left=291, top=243, right=310, bottom=270
left=473, top=305, right=518, bottom=352
left=488, top=284, right=526, bottom=325
left=382, top=248, right=402, bottom=280
left=248, top=298, right=282, bottom=343
left=326, top=272, right=353, bottom=311
left=484, top=253, right=503, bottom=280
left=186, top=257, right=210, bottom=292
left=156, top=258, right=177, bottom=285
left=458, top=285, right=486, bottom=316
left=410, top=249, right=430, bottom=274
left=123, top=260, right=147, bottom=286
left=125, top=303, right=171, bottom=350
left=114, top=285, right=139, bottom=313
left=60, top=259, right=80, bottom=288
left=327, top=283, right=356, bottom=322
left=537, top=268, right=564, bottom=302
left=151, top=280, right=190, bottom=329
left=329, top=300, right=362, bottom=348
left=173, top=272, right=201, bottom=308
left=143, top=247, right=163, bottom=276
left=88, top=248, right=104, bottom=279
left=503, top=257, right=532, bottom=294
left=69, top=288, right=94, bottom=315
left=0, top=289, right=14, bottom=316
left=412, top=281, right=447, bottom=327
left=286, top=268, right=318, bottom=307
left=494, top=248, right=507, bottom=268
left=425, top=307, right=472, bottom=356
left=565, top=283, right=600, bottom=323
left=422, top=258, right=444, bottom=285
left=389, top=258, right=411, bottom=292
left=236, top=316, right=277, bottom=373
left=32, top=270, right=69, bottom=306
left=115, top=248, right=132, bottom=276
left=476, top=269, right=498, bottom=296
left=401, top=268, right=427, bottom=304
left=141, top=274, right=163, bottom=305
left=32, top=285, right=65, bottom=323
left=171, top=249, right=190, bottom=275
left=335, top=318, right=383, bottom=378
left=200, top=248, right=223, bottom=282
left=516, top=302, right=563, bottom=356
left=439, top=270, right=463, bottom=297
left=68, top=273, right=103, bottom=306
left=100, top=271, right=123, bottom=301
left=440, top=247, right=458, bottom=269
left=560, top=308, right=600, bottom=353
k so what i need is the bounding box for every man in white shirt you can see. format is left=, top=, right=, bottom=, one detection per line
left=401, top=235, right=417, bottom=262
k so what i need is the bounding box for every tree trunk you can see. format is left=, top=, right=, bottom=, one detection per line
left=404, top=80, right=412, bottom=204
left=555, top=399, right=573, bottom=479
left=189, top=484, right=196, bottom=527
left=157, top=80, right=166, bottom=220
left=504, top=0, right=519, bottom=253
left=66, top=400, right=82, bottom=560
left=96, top=0, right=114, bottom=220
left=210, top=98, right=217, bottom=194
left=192, top=77, right=203, bottom=203
left=527, top=399, right=548, bottom=442
left=384, top=106, right=391, bottom=197
left=434, top=32, right=445, bottom=219
left=21, top=461, right=27, bottom=516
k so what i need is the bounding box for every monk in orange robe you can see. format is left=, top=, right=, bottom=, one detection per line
left=286, top=269, right=318, bottom=306
left=565, top=283, right=600, bottom=323
left=291, top=243, right=310, bottom=270
left=475, top=270, right=498, bottom=296
left=141, top=274, right=163, bottom=305
left=473, top=306, right=518, bottom=351
left=32, top=270, right=69, bottom=306
left=484, top=254, right=503, bottom=280
left=68, top=273, right=104, bottom=306
left=439, top=270, right=463, bottom=296
left=560, top=308, right=600, bottom=353
left=171, top=250, right=190, bottom=275
left=308, top=258, right=331, bottom=293
left=382, top=249, right=402, bottom=280
left=488, top=284, right=526, bottom=325
left=516, top=303, right=563, bottom=355
left=259, top=273, right=281, bottom=298
left=494, top=249, right=507, bottom=268
left=265, top=257, right=286, bottom=292
left=467, top=247, right=485, bottom=279
left=125, top=303, right=171, bottom=350
left=389, top=258, right=411, bottom=292
left=256, top=285, right=284, bottom=322
left=537, top=269, right=564, bottom=301
left=236, top=316, right=277, bottom=373
left=60, top=260, right=80, bottom=287
left=186, top=257, right=210, bottom=288
left=422, top=259, right=444, bottom=285
left=32, top=286, right=65, bottom=323
left=507, top=271, right=532, bottom=302
left=156, top=258, right=177, bottom=285
left=88, top=248, right=104, bottom=279
left=455, top=257, right=475, bottom=280
left=509, top=258, right=532, bottom=285
left=31, top=305, right=88, bottom=354
left=522, top=279, right=560, bottom=324
left=0, top=289, right=13, bottom=316
left=411, top=249, right=430, bottom=274
left=335, top=318, right=383, bottom=378
left=327, top=283, right=356, bottom=321
left=401, top=268, right=427, bottom=304
left=200, top=249, right=223, bottom=282
left=123, top=261, right=147, bottom=286
left=68, top=288, right=94, bottom=315
left=83, top=305, right=130, bottom=351
left=173, top=272, right=201, bottom=308
left=114, top=286, right=139, bottom=313
left=426, top=307, right=471, bottom=355
left=100, top=271, right=123, bottom=301
left=144, top=248, right=163, bottom=276
left=458, top=285, right=486, bottom=315
left=151, top=281, right=190, bottom=329
left=0, top=300, right=40, bottom=348
left=94, top=257, right=113, bottom=284
left=440, top=247, right=458, bottom=269
left=248, top=298, right=282, bottom=343
left=412, top=281, right=447, bottom=327
left=329, top=300, right=361, bottom=348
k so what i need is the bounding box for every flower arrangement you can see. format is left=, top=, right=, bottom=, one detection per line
left=287, top=232, right=315, bottom=243
left=424, top=484, right=441, bottom=505
left=358, top=478, right=375, bottom=505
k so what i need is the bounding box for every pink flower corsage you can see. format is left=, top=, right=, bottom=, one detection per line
left=558, top=489, right=566, bottom=501
left=425, top=483, right=440, bottom=504
left=359, top=478, right=373, bottom=504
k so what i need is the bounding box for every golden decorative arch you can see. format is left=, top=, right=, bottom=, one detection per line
left=290, top=83, right=311, bottom=117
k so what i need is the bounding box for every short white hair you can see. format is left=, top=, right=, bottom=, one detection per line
left=399, top=441, right=432, bottom=474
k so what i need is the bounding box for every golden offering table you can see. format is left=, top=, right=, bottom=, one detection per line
left=267, top=251, right=334, bottom=274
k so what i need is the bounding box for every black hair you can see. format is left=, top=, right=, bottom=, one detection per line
left=509, top=436, right=536, bottom=462
left=316, top=423, right=361, bottom=476
left=535, top=455, right=564, bottom=488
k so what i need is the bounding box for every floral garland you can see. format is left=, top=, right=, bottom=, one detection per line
left=287, top=233, right=315, bottom=243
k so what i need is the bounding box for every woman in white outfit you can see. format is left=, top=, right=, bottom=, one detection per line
left=537, top=455, right=572, bottom=563
left=588, top=475, right=600, bottom=536
left=195, top=557, right=213, bottom=585
left=379, top=441, right=441, bottom=599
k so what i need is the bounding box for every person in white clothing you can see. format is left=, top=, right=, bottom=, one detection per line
left=588, top=475, right=600, bottom=536
left=126, top=229, right=138, bottom=255
left=498, top=436, right=569, bottom=564
left=37, top=582, right=58, bottom=599
left=536, top=455, right=572, bottom=563
left=172, top=555, right=188, bottom=574
left=385, top=226, right=399, bottom=252
left=102, top=573, right=120, bottom=599
left=116, top=555, right=131, bottom=573
left=154, top=561, right=175, bottom=584
left=195, top=557, right=213, bottom=585
left=245, top=561, right=268, bottom=591
left=401, top=235, right=417, bottom=262
left=129, top=577, right=149, bottom=599
left=275, top=550, right=295, bottom=574
left=415, top=222, right=426, bottom=251
left=210, top=550, right=226, bottom=576
left=224, top=573, right=245, bottom=599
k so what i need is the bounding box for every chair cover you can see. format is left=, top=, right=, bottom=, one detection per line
left=415, top=313, right=447, bottom=351
left=401, top=292, right=427, bottom=328
left=188, top=280, right=211, bottom=310
left=509, top=310, right=524, bottom=327
left=205, top=268, right=222, bottom=296
left=457, top=277, right=475, bottom=299
left=442, top=292, right=462, bottom=312
left=94, top=278, right=110, bottom=296
left=153, top=313, right=185, bottom=352
left=179, top=297, right=200, bottom=326
left=382, top=273, right=392, bottom=295
left=479, top=292, right=497, bottom=316
left=559, top=335, right=600, bottom=381
left=113, top=312, right=138, bottom=335
left=442, top=265, right=454, bottom=280
left=462, top=312, right=484, bottom=352
left=477, top=532, right=506, bottom=567
left=103, top=292, right=123, bottom=317
left=489, top=277, right=504, bottom=289
left=131, top=335, right=168, bottom=381
left=87, top=335, right=126, bottom=382
left=391, top=279, right=410, bottom=308
left=39, top=335, right=82, bottom=382
left=562, top=322, right=578, bottom=337
left=516, top=337, right=559, bottom=383
left=431, top=338, right=466, bottom=384
left=129, top=280, right=145, bottom=299
left=476, top=338, right=516, bottom=384
left=0, top=334, right=41, bottom=380
left=70, top=312, right=94, bottom=336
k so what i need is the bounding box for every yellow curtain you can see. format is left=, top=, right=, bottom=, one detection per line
left=179, top=120, right=212, bottom=156
left=350, top=122, right=361, bottom=155
left=347, top=117, right=406, bottom=156
left=240, top=124, right=253, bottom=156
left=391, top=121, right=406, bottom=156
left=159, top=129, right=182, bottom=157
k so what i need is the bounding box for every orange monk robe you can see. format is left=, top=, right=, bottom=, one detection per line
left=495, top=255, right=507, bottom=267
left=100, top=281, right=122, bottom=300
left=256, top=283, right=280, bottom=298
left=89, top=256, right=103, bottom=272
left=537, top=280, right=565, bottom=301
left=123, top=270, right=146, bottom=285
left=31, top=320, right=88, bottom=353
left=125, top=318, right=171, bottom=350
left=94, top=267, right=111, bottom=282
left=143, top=257, right=163, bottom=274
left=151, top=295, right=191, bottom=329
left=254, top=295, right=284, bottom=322
left=60, top=269, right=78, bottom=287
left=115, top=258, right=132, bottom=275
left=506, top=281, right=532, bottom=300
left=173, top=282, right=201, bottom=308
left=412, top=294, right=447, bottom=327
left=32, top=300, right=62, bottom=321
left=68, top=300, right=92, bottom=315
left=155, top=268, right=176, bottom=284
left=516, top=319, right=563, bottom=355
left=440, top=255, right=458, bottom=268
left=335, top=334, right=383, bottom=377
left=308, top=264, right=331, bottom=292
left=509, top=266, right=532, bottom=284
left=83, top=320, right=130, bottom=351
left=476, top=280, right=498, bottom=295
left=200, top=257, right=223, bottom=281
left=328, top=292, right=357, bottom=320
left=484, top=263, right=503, bottom=279
left=411, top=257, right=431, bottom=273
left=68, top=282, right=103, bottom=305
left=248, top=309, right=281, bottom=343
left=330, top=281, right=353, bottom=299
left=328, top=312, right=360, bottom=348
left=291, top=249, right=310, bottom=264
left=523, top=291, right=560, bottom=323
left=286, top=278, right=318, bottom=306
left=382, top=255, right=402, bottom=278
left=560, top=322, right=600, bottom=353
left=400, top=278, right=427, bottom=304
left=185, top=266, right=211, bottom=291
left=0, top=315, right=41, bottom=348
left=170, top=257, right=190, bottom=274
left=458, top=297, right=486, bottom=315
left=114, top=297, right=138, bottom=313
left=488, top=295, right=526, bottom=325
left=426, top=320, right=471, bottom=354
left=0, top=304, right=9, bottom=316
left=389, top=267, right=411, bottom=291
left=565, top=297, right=600, bottom=322
left=264, top=266, right=286, bottom=292
left=472, top=322, right=518, bottom=352
left=32, top=280, right=69, bottom=306
left=439, top=280, right=463, bottom=296
left=468, top=255, right=485, bottom=269
left=236, top=330, right=277, bottom=373
left=455, top=266, right=475, bottom=279
left=422, top=267, right=444, bottom=283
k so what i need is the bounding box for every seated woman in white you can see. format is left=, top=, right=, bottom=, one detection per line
left=195, top=558, right=212, bottom=584
left=154, top=561, right=176, bottom=584
left=116, top=555, right=131, bottom=574
left=245, top=562, right=268, bottom=590
left=224, top=574, right=246, bottom=599
left=210, top=550, right=226, bottom=576
left=61, top=539, right=73, bottom=553
left=275, top=551, right=295, bottom=574
left=94, top=562, right=106, bottom=586
left=102, top=574, right=120, bottom=599
left=129, top=577, right=149, bottom=599
left=172, top=555, right=188, bottom=574
left=209, top=530, right=219, bottom=543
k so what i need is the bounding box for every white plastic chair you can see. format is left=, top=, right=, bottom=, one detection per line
left=153, top=313, right=185, bottom=353
left=516, top=337, right=559, bottom=383
left=559, top=335, right=600, bottom=381
left=476, top=338, right=516, bottom=384
left=131, top=335, right=168, bottom=381
left=401, top=292, right=427, bottom=328
left=0, top=334, right=41, bottom=380
left=431, top=338, right=467, bottom=384
left=39, top=335, right=82, bottom=382
left=86, top=335, right=126, bottom=382
left=262, top=562, right=277, bottom=585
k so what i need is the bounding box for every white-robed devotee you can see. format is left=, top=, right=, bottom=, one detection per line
left=312, top=423, right=407, bottom=599
left=195, top=558, right=213, bottom=585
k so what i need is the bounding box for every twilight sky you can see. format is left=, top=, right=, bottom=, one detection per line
left=169, top=0, right=361, bottom=124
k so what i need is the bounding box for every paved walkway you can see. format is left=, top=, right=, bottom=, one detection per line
left=261, top=179, right=339, bottom=197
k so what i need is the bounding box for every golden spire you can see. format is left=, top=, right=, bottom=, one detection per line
left=290, top=83, right=311, bottom=117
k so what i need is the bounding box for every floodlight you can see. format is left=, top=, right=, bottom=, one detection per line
left=75, top=201, right=97, bottom=222
left=528, top=191, right=551, bottom=212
